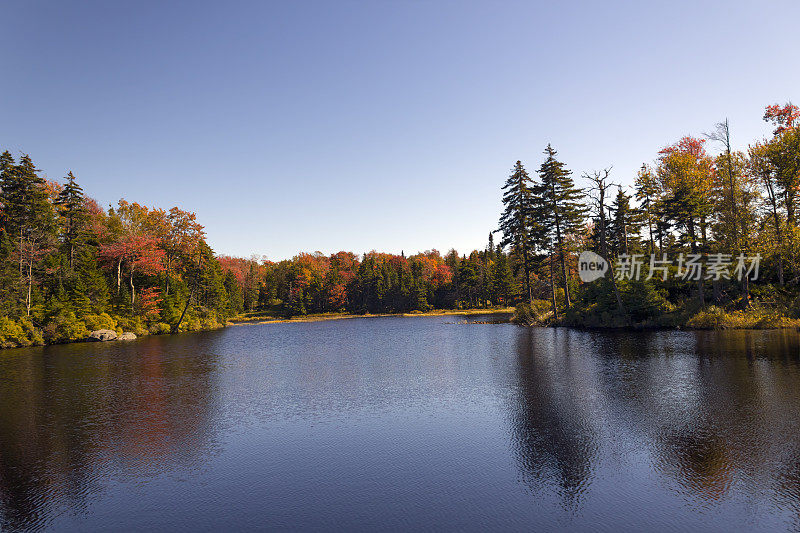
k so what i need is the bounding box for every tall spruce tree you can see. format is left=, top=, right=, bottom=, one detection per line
left=56, top=171, right=87, bottom=270
left=0, top=151, right=17, bottom=314
left=498, top=161, right=536, bottom=303
left=3, top=155, right=56, bottom=315
left=609, top=186, right=640, bottom=256
left=492, top=244, right=515, bottom=305
left=533, top=144, right=585, bottom=311
left=0, top=151, right=15, bottom=220
left=634, top=164, right=659, bottom=254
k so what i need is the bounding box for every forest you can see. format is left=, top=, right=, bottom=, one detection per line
left=1, top=101, right=799, bottom=347
left=0, top=155, right=240, bottom=348
left=501, top=102, right=800, bottom=328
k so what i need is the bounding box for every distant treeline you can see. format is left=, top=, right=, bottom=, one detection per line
left=218, top=241, right=515, bottom=317
left=1, top=101, right=799, bottom=346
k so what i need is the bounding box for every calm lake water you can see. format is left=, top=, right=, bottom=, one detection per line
left=2, top=315, right=800, bottom=531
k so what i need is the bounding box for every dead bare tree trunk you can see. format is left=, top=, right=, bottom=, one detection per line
left=26, top=254, right=33, bottom=316
left=174, top=252, right=203, bottom=333
left=521, top=241, right=533, bottom=305
left=586, top=169, right=627, bottom=318
left=764, top=176, right=785, bottom=285
left=688, top=219, right=705, bottom=305
left=174, top=285, right=195, bottom=333
left=130, top=268, right=136, bottom=305
left=549, top=254, right=558, bottom=320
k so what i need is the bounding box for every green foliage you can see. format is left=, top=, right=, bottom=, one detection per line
left=512, top=303, right=534, bottom=325
left=83, top=312, right=117, bottom=332
left=498, top=161, right=537, bottom=301
left=511, top=300, right=552, bottom=325
left=564, top=277, right=671, bottom=328
left=609, top=187, right=642, bottom=255
left=0, top=316, right=44, bottom=348
left=114, top=315, right=147, bottom=336
left=532, top=144, right=587, bottom=309
left=149, top=322, right=172, bottom=335
left=177, top=312, right=223, bottom=332
left=43, top=312, right=90, bottom=344
left=686, top=305, right=798, bottom=329
left=618, top=278, right=671, bottom=322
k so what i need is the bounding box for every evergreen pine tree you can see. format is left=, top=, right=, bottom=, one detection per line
left=55, top=171, right=87, bottom=270
left=492, top=245, right=515, bottom=305
left=533, top=144, right=585, bottom=312
left=0, top=229, right=17, bottom=315
left=498, top=161, right=536, bottom=304
left=5, top=155, right=57, bottom=316
left=634, top=164, right=659, bottom=254
left=0, top=151, right=18, bottom=314
left=609, top=187, right=641, bottom=256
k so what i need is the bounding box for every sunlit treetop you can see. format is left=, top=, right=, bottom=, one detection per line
left=764, top=102, right=800, bottom=135
left=658, top=136, right=708, bottom=159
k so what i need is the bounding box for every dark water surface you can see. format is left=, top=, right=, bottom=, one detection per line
left=2, top=316, right=800, bottom=531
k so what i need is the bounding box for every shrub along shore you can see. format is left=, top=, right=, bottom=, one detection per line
left=4, top=301, right=795, bottom=350
left=230, top=307, right=514, bottom=325
left=512, top=300, right=800, bottom=330
left=0, top=312, right=227, bottom=349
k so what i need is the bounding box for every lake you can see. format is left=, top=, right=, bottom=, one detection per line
left=1, top=315, right=800, bottom=531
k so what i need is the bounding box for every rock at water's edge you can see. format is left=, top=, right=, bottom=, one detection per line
left=118, top=332, right=137, bottom=341
left=88, top=329, right=117, bottom=342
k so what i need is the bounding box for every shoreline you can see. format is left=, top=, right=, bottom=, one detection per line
left=229, top=308, right=515, bottom=326
left=4, top=307, right=799, bottom=352
left=1, top=309, right=514, bottom=351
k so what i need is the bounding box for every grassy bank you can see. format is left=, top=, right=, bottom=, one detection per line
left=511, top=300, right=800, bottom=330
left=231, top=308, right=514, bottom=325
left=0, top=307, right=514, bottom=349
left=6, top=302, right=794, bottom=351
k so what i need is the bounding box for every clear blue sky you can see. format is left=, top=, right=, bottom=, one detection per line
left=2, top=1, right=798, bottom=260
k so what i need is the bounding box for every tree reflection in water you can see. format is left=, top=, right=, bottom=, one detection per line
left=3, top=321, right=800, bottom=530
left=505, top=327, right=800, bottom=518
left=508, top=328, right=598, bottom=506
left=0, top=332, right=223, bottom=531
